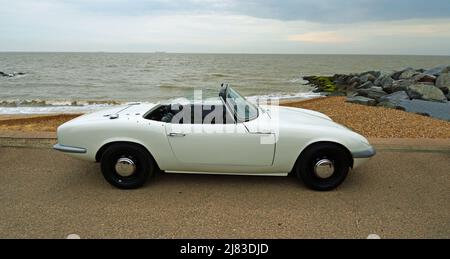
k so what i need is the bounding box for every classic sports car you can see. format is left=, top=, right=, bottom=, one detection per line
left=54, top=85, right=375, bottom=191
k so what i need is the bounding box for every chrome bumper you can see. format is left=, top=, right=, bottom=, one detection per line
left=352, top=146, right=376, bottom=158
left=53, top=143, right=87, bottom=154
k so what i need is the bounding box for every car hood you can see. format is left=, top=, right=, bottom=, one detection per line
left=265, top=106, right=344, bottom=129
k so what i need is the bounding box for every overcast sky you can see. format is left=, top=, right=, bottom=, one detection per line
left=1, top=0, right=450, bottom=55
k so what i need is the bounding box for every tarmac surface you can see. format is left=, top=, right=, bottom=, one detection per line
left=0, top=143, right=449, bottom=239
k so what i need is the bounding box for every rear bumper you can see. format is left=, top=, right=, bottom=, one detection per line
left=53, top=143, right=87, bottom=154
left=352, top=146, right=376, bottom=159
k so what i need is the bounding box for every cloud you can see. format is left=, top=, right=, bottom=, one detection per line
left=0, top=0, right=450, bottom=55
left=228, top=0, right=450, bottom=23
left=45, top=0, right=450, bottom=23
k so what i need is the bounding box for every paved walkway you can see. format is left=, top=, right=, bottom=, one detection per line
left=0, top=146, right=448, bottom=238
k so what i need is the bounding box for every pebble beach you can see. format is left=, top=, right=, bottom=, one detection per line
left=1, top=97, right=449, bottom=139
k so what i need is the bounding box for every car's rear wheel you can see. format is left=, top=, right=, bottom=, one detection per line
left=295, top=143, right=351, bottom=191
left=100, top=143, right=154, bottom=189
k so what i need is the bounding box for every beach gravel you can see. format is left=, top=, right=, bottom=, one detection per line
left=283, top=97, right=450, bottom=139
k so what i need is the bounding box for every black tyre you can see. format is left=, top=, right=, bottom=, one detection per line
left=295, top=143, right=351, bottom=191
left=100, top=143, right=154, bottom=189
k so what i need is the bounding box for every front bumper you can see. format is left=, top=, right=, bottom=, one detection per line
left=351, top=145, right=376, bottom=169
left=352, top=146, right=376, bottom=159
left=53, top=143, right=87, bottom=154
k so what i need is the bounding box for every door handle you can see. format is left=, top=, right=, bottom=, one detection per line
left=168, top=133, right=186, bottom=137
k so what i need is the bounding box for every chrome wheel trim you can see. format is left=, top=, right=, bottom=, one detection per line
left=115, top=157, right=136, bottom=177
left=314, top=159, right=335, bottom=179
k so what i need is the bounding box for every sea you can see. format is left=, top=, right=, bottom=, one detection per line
left=1, top=52, right=450, bottom=114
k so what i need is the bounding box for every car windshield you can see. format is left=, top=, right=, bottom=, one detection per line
left=223, top=86, right=259, bottom=122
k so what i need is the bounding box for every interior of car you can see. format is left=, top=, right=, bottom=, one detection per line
left=145, top=104, right=234, bottom=124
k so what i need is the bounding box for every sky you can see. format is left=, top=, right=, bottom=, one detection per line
left=1, top=0, right=450, bottom=55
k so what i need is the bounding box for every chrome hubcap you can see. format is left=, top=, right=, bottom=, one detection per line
left=115, top=157, right=136, bottom=177
left=314, top=159, right=334, bottom=179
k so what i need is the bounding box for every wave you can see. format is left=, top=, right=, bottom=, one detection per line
left=0, top=99, right=123, bottom=107
left=0, top=99, right=125, bottom=115
left=0, top=91, right=323, bottom=114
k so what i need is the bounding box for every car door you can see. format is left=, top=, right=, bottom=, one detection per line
left=165, top=120, right=275, bottom=168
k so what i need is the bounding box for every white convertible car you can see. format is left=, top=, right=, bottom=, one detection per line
left=54, top=85, right=375, bottom=191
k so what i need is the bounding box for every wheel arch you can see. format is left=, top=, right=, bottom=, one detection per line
left=292, top=141, right=354, bottom=173
left=95, top=141, right=160, bottom=170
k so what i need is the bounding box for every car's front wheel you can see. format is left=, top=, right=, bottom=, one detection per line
left=100, top=143, right=154, bottom=189
left=295, top=143, right=351, bottom=191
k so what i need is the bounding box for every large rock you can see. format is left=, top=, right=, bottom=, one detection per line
left=384, top=79, right=413, bottom=93
left=360, top=71, right=381, bottom=78
left=399, top=68, right=417, bottom=79
left=393, top=99, right=450, bottom=121
left=374, top=74, right=394, bottom=88
left=358, top=81, right=374, bottom=89
left=424, top=65, right=450, bottom=76
left=357, top=87, right=387, bottom=100
left=333, top=74, right=350, bottom=85
left=379, top=91, right=410, bottom=102
left=414, top=73, right=436, bottom=84
left=378, top=91, right=410, bottom=108
left=406, top=84, right=447, bottom=103
left=359, top=73, right=376, bottom=83
left=0, top=71, right=13, bottom=77
left=346, top=96, right=377, bottom=106
left=436, top=73, right=450, bottom=94
left=391, top=67, right=414, bottom=80
left=0, top=71, right=25, bottom=77
left=348, top=76, right=361, bottom=85
left=373, top=74, right=384, bottom=86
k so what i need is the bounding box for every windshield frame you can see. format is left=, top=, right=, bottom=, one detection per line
left=219, top=85, right=259, bottom=123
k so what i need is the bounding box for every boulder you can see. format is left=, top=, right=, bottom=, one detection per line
left=391, top=67, right=414, bottom=80
left=413, top=73, right=436, bottom=84
left=381, top=76, right=394, bottom=89
left=348, top=76, right=361, bottom=85
left=357, top=87, right=387, bottom=100
left=333, top=74, right=349, bottom=85
left=372, top=71, right=382, bottom=78
left=373, top=74, right=384, bottom=86
left=424, top=65, right=450, bottom=76
left=0, top=71, right=13, bottom=77
left=406, top=84, right=447, bottom=103
left=359, top=73, right=376, bottom=83
left=346, top=96, right=377, bottom=106
left=0, top=71, right=25, bottom=77
left=358, top=81, right=374, bottom=89
left=377, top=91, right=410, bottom=108
left=436, top=73, right=450, bottom=94
left=384, top=79, right=413, bottom=94
left=399, top=68, right=417, bottom=79
left=392, top=99, right=450, bottom=121
left=379, top=91, right=410, bottom=103
left=374, top=74, right=394, bottom=88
